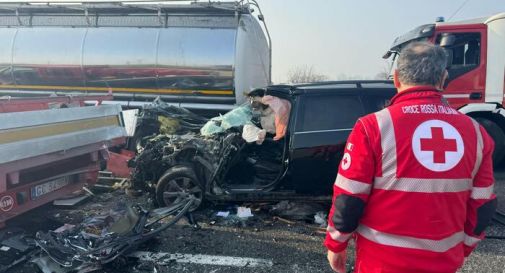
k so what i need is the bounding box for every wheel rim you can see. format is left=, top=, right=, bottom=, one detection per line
left=161, top=177, right=202, bottom=211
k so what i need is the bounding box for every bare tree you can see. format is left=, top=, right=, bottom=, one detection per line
left=374, top=71, right=389, bottom=80
left=374, top=62, right=391, bottom=80
left=287, top=65, right=329, bottom=84
left=337, top=73, right=370, bottom=80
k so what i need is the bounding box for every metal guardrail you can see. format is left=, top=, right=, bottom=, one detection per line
left=0, top=105, right=126, bottom=164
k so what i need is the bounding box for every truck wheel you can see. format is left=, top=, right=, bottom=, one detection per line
left=156, top=166, right=203, bottom=211
left=475, top=118, right=505, bottom=166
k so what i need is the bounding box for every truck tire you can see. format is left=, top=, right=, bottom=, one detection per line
left=475, top=118, right=505, bottom=166
left=155, top=166, right=203, bottom=211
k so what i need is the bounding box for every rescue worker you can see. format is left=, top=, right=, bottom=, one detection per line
left=325, top=42, right=497, bottom=273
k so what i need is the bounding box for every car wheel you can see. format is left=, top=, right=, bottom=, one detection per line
left=156, top=166, right=203, bottom=211
left=475, top=118, right=505, bottom=166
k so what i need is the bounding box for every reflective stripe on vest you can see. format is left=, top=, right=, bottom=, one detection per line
left=375, top=108, right=397, bottom=178
left=471, top=185, right=494, bottom=199
left=374, top=176, right=472, bottom=193
left=357, top=224, right=464, bottom=252
left=471, top=119, right=484, bottom=178
left=334, top=175, right=372, bottom=195
left=327, top=226, right=353, bottom=242
left=469, top=119, right=493, bottom=199
left=464, top=233, right=481, bottom=247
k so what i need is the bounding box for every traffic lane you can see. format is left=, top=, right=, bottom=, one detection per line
left=134, top=221, right=337, bottom=273
left=130, top=221, right=505, bottom=273
left=134, top=168, right=505, bottom=273
left=146, top=169, right=505, bottom=273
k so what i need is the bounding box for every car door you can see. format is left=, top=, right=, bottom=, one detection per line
left=287, top=91, right=366, bottom=194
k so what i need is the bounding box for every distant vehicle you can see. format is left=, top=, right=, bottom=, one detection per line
left=0, top=1, right=271, bottom=115
left=383, top=13, right=505, bottom=163
left=130, top=81, right=396, bottom=209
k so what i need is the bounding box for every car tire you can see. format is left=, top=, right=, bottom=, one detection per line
left=475, top=118, right=505, bottom=166
left=156, top=165, right=203, bottom=211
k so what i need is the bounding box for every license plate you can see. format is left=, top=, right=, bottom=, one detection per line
left=31, top=177, right=70, bottom=199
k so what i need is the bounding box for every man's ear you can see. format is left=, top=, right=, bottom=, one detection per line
left=437, top=70, right=449, bottom=91
left=393, top=70, right=401, bottom=89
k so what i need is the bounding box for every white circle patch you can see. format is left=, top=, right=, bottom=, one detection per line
left=412, top=120, right=464, bottom=172
left=0, top=195, right=14, bottom=212
left=341, top=153, right=351, bottom=170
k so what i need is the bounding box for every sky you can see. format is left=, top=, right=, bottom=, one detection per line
left=255, top=0, right=505, bottom=83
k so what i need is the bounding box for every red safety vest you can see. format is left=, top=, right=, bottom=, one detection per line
left=325, top=86, right=496, bottom=273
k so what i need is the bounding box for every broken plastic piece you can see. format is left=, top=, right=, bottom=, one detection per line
left=53, top=195, right=90, bottom=207
left=122, top=109, right=139, bottom=137
left=314, top=211, right=328, bottom=227
left=216, top=211, right=230, bottom=217
left=32, top=256, right=68, bottom=273
left=109, top=206, right=141, bottom=235
left=53, top=224, right=76, bottom=233
left=237, top=207, right=253, bottom=218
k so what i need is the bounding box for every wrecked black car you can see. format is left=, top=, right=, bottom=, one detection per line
left=130, top=81, right=396, bottom=209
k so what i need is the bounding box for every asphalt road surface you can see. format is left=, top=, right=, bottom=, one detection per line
left=109, top=172, right=505, bottom=273
left=5, top=170, right=505, bottom=273
left=124, top=170, right=505, bottom=273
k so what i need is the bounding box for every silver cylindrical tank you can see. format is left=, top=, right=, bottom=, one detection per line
left=0, top=2, right=271, bottom=112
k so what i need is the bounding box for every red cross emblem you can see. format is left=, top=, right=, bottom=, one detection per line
left=341, top=152, right=351, bottom=170
left=412, top=120, right=464, bottom=172
left=420, top=127, right=457, bottom=163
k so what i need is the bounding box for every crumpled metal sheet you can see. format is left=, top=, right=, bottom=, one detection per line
left=34, top=197, right=195, bottom=269
left=32, top=256, right=70, bottom=273
left=133, top=98, right=208, bottom=150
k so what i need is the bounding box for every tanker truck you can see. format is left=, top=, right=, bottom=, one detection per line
left=383, top=13, right=505, bottom=164
left=0, top=0, right=271, bottom=114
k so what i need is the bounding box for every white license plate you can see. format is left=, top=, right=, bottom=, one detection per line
left=31, top=177, right=70, bottom=199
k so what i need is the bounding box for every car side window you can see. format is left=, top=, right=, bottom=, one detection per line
left=296, top=94, right=365, bottom=132
left=361, top=95, right=391, bottom=113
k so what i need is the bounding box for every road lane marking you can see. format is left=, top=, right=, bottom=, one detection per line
left=129, top=251, right=274, bottom=268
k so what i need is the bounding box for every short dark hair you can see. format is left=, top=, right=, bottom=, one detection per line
left=397, top=42, right=447, bottom=86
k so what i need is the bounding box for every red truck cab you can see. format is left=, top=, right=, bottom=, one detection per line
left=384, top=13, right=505, bottom=163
